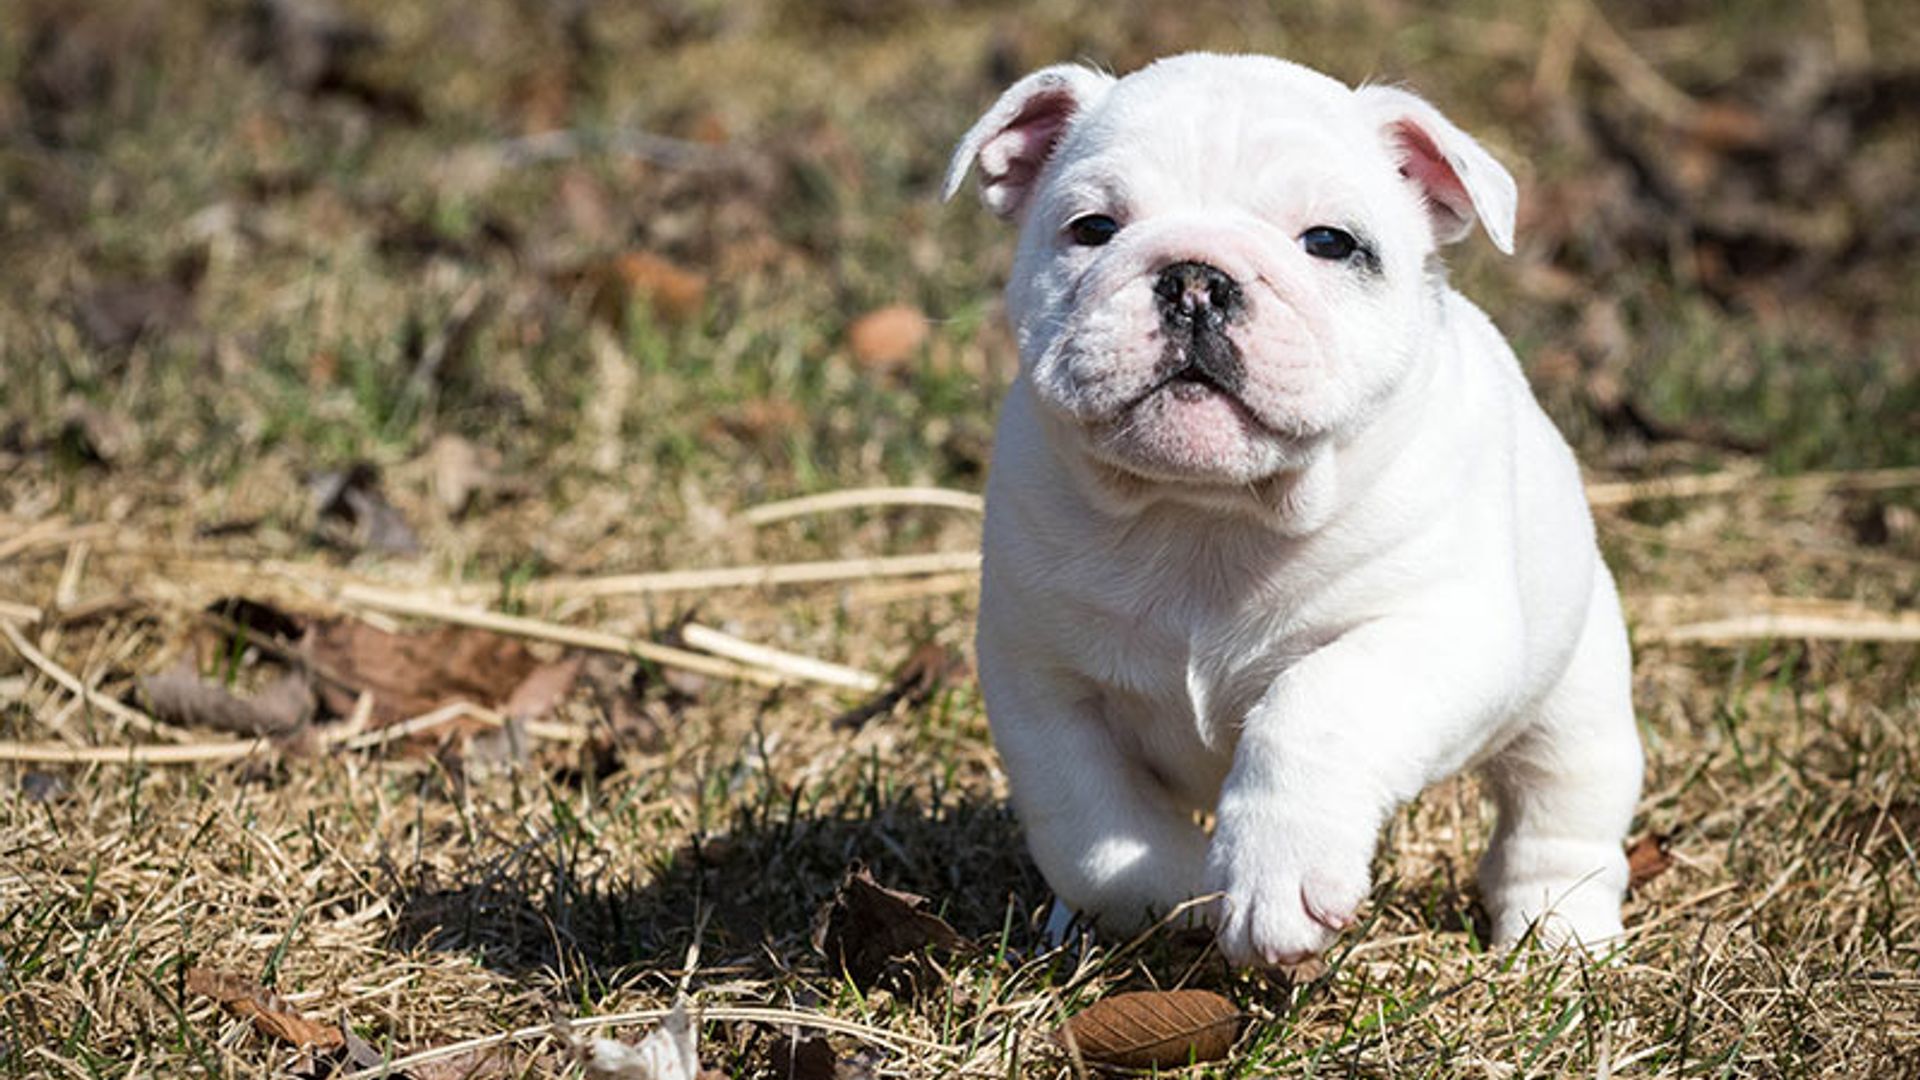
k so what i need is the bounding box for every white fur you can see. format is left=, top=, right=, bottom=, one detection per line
left=948, top=54, right=1642, bottom=966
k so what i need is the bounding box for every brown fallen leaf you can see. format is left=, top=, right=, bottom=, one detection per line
left=562, top=999, right=708, bottom=1080
left=812, top=865, right=965, bottom=991
left=708, top=397, right=805, bottom=451
left=303, top=619, right=540, bottom=729
left=310, top=462, right=421, bottom=556
left=769, top=1034, right=838, bottom=1080
left=249, top=0, right=379, bottom=93
left=768, top=1034, right=879, bottom=1080
left=831, top=642, right=964, bottom=732
left=55, top=400, right=134, bottom=466
left=407, top=1044, right=531, bottom=1079
left=248, top=0, right=419, bottom=119
left=139, top=661, right=313, bottom=737
left=1626, top=832, right=1673, bottom=890
left=424, top=433, right=506, bottom=517
left=600, top=252, right=709, bottom=326
left=846, top=304, right=929, bottom=374
left=186, top=966, right=344, bottom=1051
left=1831, top=801, right=1920, bottom=859
left=331, top=1018, right=389, bottom=1073
left=70, top=247, right=205, bottom=351
left=504, top=654, right=583, bottom=721
left=1054, top=989, right=1243, bottom=1070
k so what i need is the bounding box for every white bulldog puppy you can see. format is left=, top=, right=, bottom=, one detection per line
left=945, top=54, right=1643, bottom=966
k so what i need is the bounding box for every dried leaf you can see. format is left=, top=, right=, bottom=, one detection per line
left=185, top=966, right=344, bottom=1050
left=846, top=304, right=929, bottom=374
left=585, top=251, right=708, bottom=326
left=1626, top=833, right=1673, bottom=890
left=812, top=865, right=965, bottom=990
left=831, top=642, right=963, bottom=732
left=504, top=654, right=583, bottom=721
left=424, top=434, right=504, bottom=517
left=205, top=596, right=308, bottom=643
left=556, top=167, right=616, bottom=238
left=55, top=401, right=134, bottom=466
left=408, top=1044, right=529, bottom=1079
left=250, top=0, right=380, bottom=93
left=303, top=619, right=540, bottom=729
left=310, top=462, right=421, bottom=556
left=566, top=1000, right=703, bottom=1080
left=70, top=249, right=202, bottom=350
left=1686, top=100, right=1771, bottom=151
left=769, top=1035, right=838, bottom=1080
left=709, top=397, right=804, bottom=450
left=20, top=771, right=67, bottom=803
left=1831, top=801, right=1920, bottom=852
left=768, top=1035, right=878, bottom=1080
left=140, top=662, right=313, bottom=736
left=1054, top=989, right=1243, bottom=1070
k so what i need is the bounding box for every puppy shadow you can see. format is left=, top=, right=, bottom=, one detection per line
left=386, top=789, right=1052, bottom=986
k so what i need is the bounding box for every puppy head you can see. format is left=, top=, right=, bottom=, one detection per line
left=947, top=54, right=1517, bottom=496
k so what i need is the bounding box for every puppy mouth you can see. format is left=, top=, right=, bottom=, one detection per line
left=1119, top=362, right=1230, bottom=410
left=1117, top=357, right=1274, bottom=433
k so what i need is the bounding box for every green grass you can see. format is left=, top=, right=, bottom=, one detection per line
left=2, top=0, right=1917, bottom=1076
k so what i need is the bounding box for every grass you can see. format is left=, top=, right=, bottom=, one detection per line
left=2, top=0, right=1918, bottom=1076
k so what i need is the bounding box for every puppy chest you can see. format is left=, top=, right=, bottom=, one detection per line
left=1056, top=596, right=1282, bottom=753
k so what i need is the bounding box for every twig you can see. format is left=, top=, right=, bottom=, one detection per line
left=450, top=551, right=983, bottom=602
left=1533, top=0, right=1586, bottom=104
left=0, top=739, right=267, bottom=765
left=336, top=585, right=784, bottom=687
left=336, top=1004, right=965, bottom=1080
left=844, top=573, right=980, bottom=606
left=0, top=600, right=44, bottom=624
left=1625, top=882, right=1744, bottom=940
left=678, top=623, right=882, bottom=692
left=54, top=540, right=90, bottom=610
left=337, top=700, right=586, bottom=751
left=1639, top=614, right=1920, bottom=646
left=1575, top=0, right=1701, bottom=127
left=488, top=127, right=735, bottom=170
left=1827, top=0, right=1870, bottom=71
left=0, top=620, right=199, bottom=744
left=742, top=487, right=985, bottom=526
left=1629, top=592, right=1920, bottom=623
left=0, top=521, right=112, bottom=563
left=1586, top=466, right=1920, bottom=509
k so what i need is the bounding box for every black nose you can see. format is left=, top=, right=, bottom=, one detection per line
left=1153, top=261, right=1243, bottom=329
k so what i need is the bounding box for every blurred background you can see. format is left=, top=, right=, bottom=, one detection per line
left=2, top=0, right=1915, bottom=563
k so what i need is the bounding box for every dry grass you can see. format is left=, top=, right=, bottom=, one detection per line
left=3, top=0, right=1918, bottom=1076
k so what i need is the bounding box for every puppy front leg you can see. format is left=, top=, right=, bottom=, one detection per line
left=981, top=653, right=1211, bottom=934
left=1208, top=610, right=1512, bottom=966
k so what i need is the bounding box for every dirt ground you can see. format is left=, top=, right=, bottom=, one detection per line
left=2, top=0, right=1917, bottom=1076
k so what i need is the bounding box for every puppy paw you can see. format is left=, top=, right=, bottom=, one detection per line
left=1485, top=885, right=1625, bottom=953
left=1204, top=811, right=1372, bottom=967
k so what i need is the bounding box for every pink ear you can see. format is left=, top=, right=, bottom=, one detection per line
left=945, top=65, right=1114, bottom=220
left=1357, top=86, right=1517, bottom=254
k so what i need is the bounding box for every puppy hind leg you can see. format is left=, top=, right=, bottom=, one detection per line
left=1479, top=578, right=1643, bottom=951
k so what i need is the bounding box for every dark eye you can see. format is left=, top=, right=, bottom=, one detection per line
left=1301, top=226, right=1359, bottom=260
left=1068, top=214, right=1120, bottom=247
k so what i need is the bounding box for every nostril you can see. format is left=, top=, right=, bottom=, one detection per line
left=1155, top=261, right=1241, bottom=322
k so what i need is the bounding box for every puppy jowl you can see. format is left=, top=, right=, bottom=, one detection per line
left=947, top=53, right=1643, bottom=967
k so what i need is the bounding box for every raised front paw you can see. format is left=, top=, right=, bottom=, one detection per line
left=1204, top=806, right=1374, bottom=967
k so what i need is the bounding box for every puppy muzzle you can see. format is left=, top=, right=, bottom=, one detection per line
left=1150, top=260, right=1246, bottom=400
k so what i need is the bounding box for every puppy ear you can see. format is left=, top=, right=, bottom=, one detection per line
left=944, top=64, right=1115, bottom=220
left=1355, top=86, right=1517, bottom=254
